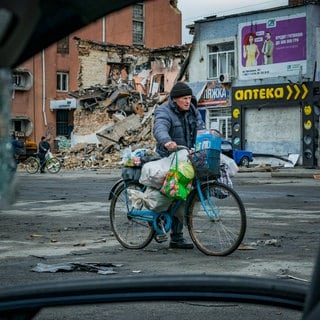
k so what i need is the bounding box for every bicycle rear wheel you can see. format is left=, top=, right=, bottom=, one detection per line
left=109, top=180, right=154, bottom=249
left=46, top=157, right=62, bottom=173
left=187, top=181, right=246, bottom=256
left=25, top=157, right=39, bottom=174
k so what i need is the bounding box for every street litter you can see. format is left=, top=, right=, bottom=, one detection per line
left=237, top=243, right=256, bottom=250
left=31, top=262, right=123, bottom=275
left=255, top=239, right=281, bottom=247
left=277, top=274, right=309, bottom=282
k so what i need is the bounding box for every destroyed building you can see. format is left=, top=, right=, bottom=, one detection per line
left=68, top=38, right=190, bottom=150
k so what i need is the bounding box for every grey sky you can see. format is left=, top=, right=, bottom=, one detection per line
left=178, top=0, right=288, bottom=43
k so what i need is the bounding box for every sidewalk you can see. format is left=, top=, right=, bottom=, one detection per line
left=238, top=166, right=320, bottom=179
left=16, top=165, right=320, bottom=181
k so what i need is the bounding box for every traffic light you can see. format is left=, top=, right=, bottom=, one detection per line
left=302, top=82, right=319, bottom=167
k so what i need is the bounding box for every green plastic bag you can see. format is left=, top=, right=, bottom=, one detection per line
left=160, top=151, right=194, bottom=200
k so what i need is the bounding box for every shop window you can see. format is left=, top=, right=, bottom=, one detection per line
left=57, top=72, right=69, bottom=92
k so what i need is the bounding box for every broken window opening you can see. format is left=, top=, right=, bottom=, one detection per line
left=12, top=69, right=33, bottom=91
left=57, top=36, right=69, bottom=55
left=107, top=64, right=129, bottom=85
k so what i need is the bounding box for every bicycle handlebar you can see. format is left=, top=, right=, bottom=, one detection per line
left=175, top=145, right=193, bottom=154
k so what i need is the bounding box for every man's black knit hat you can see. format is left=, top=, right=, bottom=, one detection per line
left=170, top=82, right=192, bottom=98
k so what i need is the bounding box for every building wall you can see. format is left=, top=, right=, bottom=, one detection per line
left=188, top=4, right=320, bottom=166
left=70, top=40, right=189, bottom=144
left=10, top=0, right=182, bottom=147
left=189, top=5, right=320, bottom=85
left=105, top=0, right=181, bottom=47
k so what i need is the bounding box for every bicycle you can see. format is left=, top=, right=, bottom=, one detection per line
left=109, top=147, right=246, bottom=256
left=24, top=151, right=62, bottom=174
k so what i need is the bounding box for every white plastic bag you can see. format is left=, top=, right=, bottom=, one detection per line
left=128, top=187, right=173, bottom=212
left=45, top=151, right=53, bottom=160
left=139, top=156, right=171, bottom=188
left=139, top=149, right=189, bottom=189
left=220, top=153, right=239, bottom=177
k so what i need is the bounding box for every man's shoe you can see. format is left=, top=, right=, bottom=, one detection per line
left=169, top=239, right=194, bottom=249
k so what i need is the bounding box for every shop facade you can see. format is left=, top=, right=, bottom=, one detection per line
left=187, top=2, right=320, bottom=166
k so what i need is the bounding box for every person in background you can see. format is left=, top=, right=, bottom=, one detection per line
left=153, top=82, right=205, bottom=249
left=11, top=133, right=24, bottom=172
left=38, top=136, right=50, bottom=173
left=262, top=31, right=274, bottom=64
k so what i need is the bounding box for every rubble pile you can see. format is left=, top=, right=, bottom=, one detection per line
left=57, top=111, right=157, bottom=170
left=56, top=83, right=169, bottom=170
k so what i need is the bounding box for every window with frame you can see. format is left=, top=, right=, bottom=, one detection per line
left=56, top=72, right=69, bottom=92
left=207, top=107, right=232, bottom=140
left=132, top=3, right=144, bottom=45
left=57, top=36, right=69, bottom=54
left=208, top=42, right=235, bottom=79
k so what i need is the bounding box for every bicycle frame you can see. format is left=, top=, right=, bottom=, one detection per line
left=110, top=151, right=246, bottom=255
left=119, top=178, right=219, bottom=236
left=114, top=180, right=183, bottom=235
left=195, top=179, right=220, bottom=220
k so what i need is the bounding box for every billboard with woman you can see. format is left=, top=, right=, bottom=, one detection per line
left=238, top=13, right=306, bottom=80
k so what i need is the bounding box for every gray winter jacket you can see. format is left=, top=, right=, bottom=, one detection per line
left=153, top=97, right=205, bottom=157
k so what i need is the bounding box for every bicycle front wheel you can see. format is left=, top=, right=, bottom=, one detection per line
left=25, top=157, right=39, bottom=174
left=46, top=157, right=62, bottom=173
left=187, top=181, right=246, bottom=256
left=109, top=180, right=154, bottom=249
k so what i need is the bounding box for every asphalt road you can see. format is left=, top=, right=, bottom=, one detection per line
left=0, top=168, right=319, bottom=319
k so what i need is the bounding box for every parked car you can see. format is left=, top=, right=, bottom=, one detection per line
left=221, top=140, right=253, bottom=167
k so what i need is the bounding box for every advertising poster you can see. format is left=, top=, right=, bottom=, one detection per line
left=238, top=13, right=306, bottom=80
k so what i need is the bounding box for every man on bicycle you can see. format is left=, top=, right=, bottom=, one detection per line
left=38, top=136, right=50, bottom=173
left=153, top=82, right=205, bottom=249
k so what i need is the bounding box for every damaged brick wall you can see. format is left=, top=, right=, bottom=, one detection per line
left=78, top=50, right=108, bottom=87
left=76, top=39, right=151, bottom=89
left=73, top=107, right=112, bottom=136
left=69, top=38, right=190, bottom=150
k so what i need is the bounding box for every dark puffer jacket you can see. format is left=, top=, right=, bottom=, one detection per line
left=153, top=97, right=205, bottom=157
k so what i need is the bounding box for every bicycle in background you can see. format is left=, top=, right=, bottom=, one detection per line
left=109, top=146, right=246, bottom=256
left=24, top=151, right=62, bottom=174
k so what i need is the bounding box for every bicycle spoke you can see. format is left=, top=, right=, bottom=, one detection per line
left=187, top=181, right=246, bottom=256
left=110, top=181, right=154, bottom=249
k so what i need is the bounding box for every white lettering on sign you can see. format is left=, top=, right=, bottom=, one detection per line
left=203, top=88, right=227, bottom=100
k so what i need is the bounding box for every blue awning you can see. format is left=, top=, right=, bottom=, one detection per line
left=187, top=81, right=207, bottom=102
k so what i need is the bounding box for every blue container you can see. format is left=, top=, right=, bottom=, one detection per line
left=195, top=130, right=221, bottom=152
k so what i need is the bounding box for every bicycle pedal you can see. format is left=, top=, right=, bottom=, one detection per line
left=154, top=234, right=168, bottom=243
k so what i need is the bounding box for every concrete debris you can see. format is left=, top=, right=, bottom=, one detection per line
left=32, top=262, right=123, bottom=274
left=69, top=83, right=166, bottom=115
left=56, top=108, right=157, bottom=170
